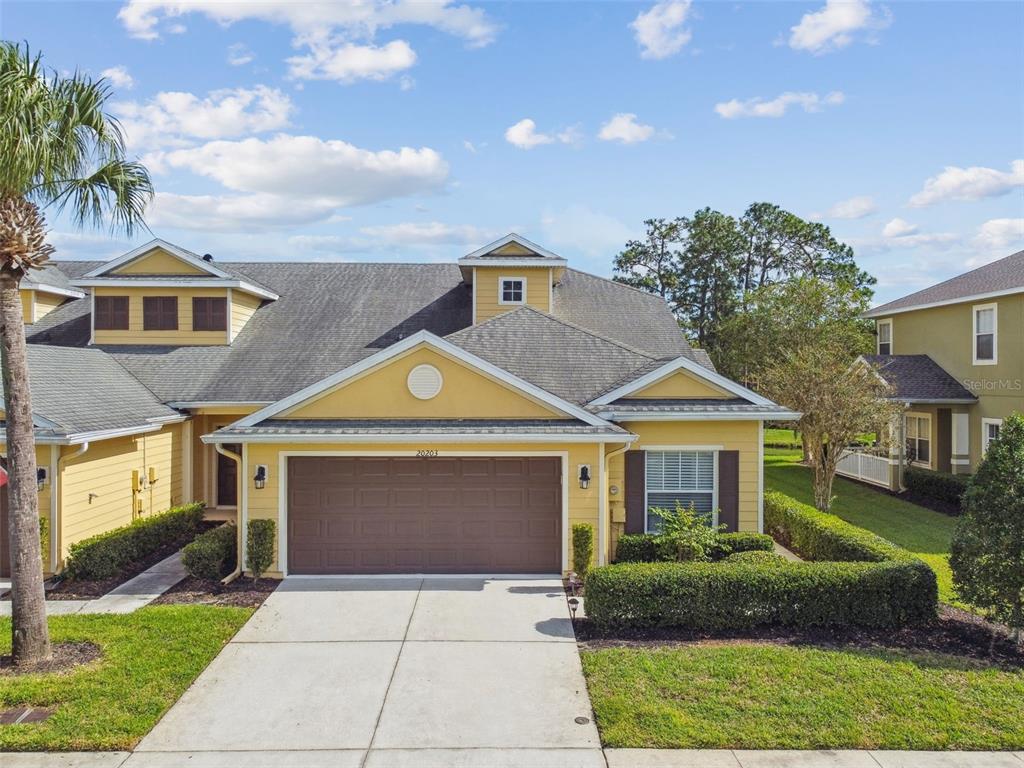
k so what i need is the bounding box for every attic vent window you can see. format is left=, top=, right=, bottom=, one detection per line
left=499, top=277, right=526, bottom=305
left=407, top=364, right=443, bottom=400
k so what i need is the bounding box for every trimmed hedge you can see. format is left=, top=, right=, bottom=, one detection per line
left=904, top=467, right=969, bottom=509
left=585, top=558, right=937, bottom=630
left=615, top=531, right=774, bottom=563
left=182, top=524, right=237, bottom=581
left=64, top=503, right=206, bottom=580
left=588, top=491, right=938, bottom=630
left=246, top=519, right=276, bottom=581
left=763, top=490, right=911, bottom=563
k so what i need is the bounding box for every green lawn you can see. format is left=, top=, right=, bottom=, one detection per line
left=764, top=427, right=802, bottom=448
left=764, top=447, right=960, bottom=605
left=0, top=605, right=252, bottom=751
left=581, top=644, right=1024, bottom=749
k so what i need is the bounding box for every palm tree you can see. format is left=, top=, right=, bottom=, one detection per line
left=0, top=43, right=152, bottom=665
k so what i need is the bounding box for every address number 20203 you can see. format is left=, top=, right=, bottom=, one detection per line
left=416, top=449, right=439, bottom=458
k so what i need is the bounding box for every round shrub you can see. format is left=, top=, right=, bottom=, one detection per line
left=182, top=524, right=237, bottom=581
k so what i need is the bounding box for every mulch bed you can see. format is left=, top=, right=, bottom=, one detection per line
left=0, top=642, right=101, bottom=677
left=151, top=576, right=277, bottom=608
left=575, top=604, right=1023, bottom=668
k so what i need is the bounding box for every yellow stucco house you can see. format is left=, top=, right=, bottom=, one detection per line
left=3, top=234, right=796, bottom=578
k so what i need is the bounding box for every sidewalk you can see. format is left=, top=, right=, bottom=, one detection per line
left=0, top=552, right=186, bottom=617
left=606, top=750, right=1024, bottom=767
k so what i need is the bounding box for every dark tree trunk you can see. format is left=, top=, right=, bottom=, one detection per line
left=0, top=270, right=50, bottom=664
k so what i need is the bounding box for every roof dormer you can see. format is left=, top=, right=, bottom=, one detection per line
left=71, top=239, right=278, bottom=346
left=21, top=264, right=85, bottom=324
left=458, top=234, right=567, bottom=324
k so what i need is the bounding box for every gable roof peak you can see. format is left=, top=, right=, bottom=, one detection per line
left=83, top=238, right=232, bottom=279
left=458, top=233, right=567, bottom=265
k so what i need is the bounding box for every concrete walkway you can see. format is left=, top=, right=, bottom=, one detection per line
left=0, top=552, right=187, bottom=617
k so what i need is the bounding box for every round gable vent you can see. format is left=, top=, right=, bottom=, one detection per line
left=407, top=364, right=443, bottom=400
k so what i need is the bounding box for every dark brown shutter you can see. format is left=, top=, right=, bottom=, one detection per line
left=144, top=296, right=178, bottom=330
left=193, top=297, right=227, bottom=331
left=95, top=296, right=129, bottom=330
left=718, top=450, right=739, bottom=532
left=624, top=450, right=646, bottom=534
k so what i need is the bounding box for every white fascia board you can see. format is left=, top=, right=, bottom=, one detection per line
left=7, top=423, right=165, bottom=446
left=167, top=401, right=272, bottom=409
left=31, top=283, right=86, bottom=299
left=457, top=257, right=568, bottom=268
left=83, top=238, right=233, bottom=279
left=71, top=277, right=278, bottom=301
left=146, top=413, right=190, bottom=425
left=862, top=287, right=1024, bottom=318
left=233, top=330, right=614, bottom=429
left=459, top=233, right=564, bottom=262
left=599, top=411, right=802, bottom=422
left=201, top=431, right=635, bottom=445
left=590, top=356, right=776, bottom=407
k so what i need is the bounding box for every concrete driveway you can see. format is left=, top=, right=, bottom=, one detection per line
left=129, top=577, right=603, bottom=768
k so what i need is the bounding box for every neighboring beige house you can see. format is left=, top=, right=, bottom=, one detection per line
left=2, top=235, right=797, bottom=578
left=851, top=250, right=1023, bottom=489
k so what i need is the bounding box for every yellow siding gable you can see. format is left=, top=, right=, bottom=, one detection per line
left=230, top=289, right=262, bottom=341
left=93, top=286, right=230, bottom=345
left=491, top=242, right=539, bottom=256
left=110, top=247, right=211, bottom=276
left=629, top=370, right=733, bottom=399
left=33, top=291, right=66, bottom=323
left=281, top=345, right=566, bottom=420
left=474, top=266, right=552, bottom=323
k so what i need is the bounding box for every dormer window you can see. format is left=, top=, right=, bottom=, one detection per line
left=94, top=295, right=129, bottom=330
left=143, top=296, right=178, bottom=331
left=193, top=297, right=227, bottom=332
left=499, top=277, right=525, bottom=305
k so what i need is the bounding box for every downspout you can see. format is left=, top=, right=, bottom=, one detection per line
left=602, top=442, right=632, bottom=565
left=215, top=443, right=243, bottom=584
left=56, top=442, right=90, bottom=573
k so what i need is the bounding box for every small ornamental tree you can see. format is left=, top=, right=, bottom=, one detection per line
left=951, top=413, right=1024, bottom=642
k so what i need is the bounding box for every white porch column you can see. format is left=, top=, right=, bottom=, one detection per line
left=951, top=413, right=970, bottom=474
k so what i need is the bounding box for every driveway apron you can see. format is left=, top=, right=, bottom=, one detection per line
left=131, top=577, right=602, bottom=768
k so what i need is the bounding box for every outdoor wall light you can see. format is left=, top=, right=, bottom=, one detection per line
left=253, top=464, right=268, bottom=490
left=36, top=467, right=48, bottom=492
left=578, top=465, right=591, bottom=490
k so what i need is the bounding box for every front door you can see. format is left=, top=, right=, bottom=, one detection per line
left=216, top=445, right=240, bottom=507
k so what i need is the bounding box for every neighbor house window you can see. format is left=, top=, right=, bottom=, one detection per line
left=94, top=295, right=129, bottom=330
left=982, top=418, right=1003, bottom=456
left=876, top=319, right=892, bottom=355
left=973, top=303, right=997, bottom=364
left=192, top=297, right=227, bottom=332
left=143, top=296, right=178, bottom=331
left=499, top=277, right=526, bottom=305
left=645, top=450, right=716, bottom=532
left=905, top=414, right=931, bottom=466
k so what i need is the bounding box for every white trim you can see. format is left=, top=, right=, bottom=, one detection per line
left=863, top=287, right=1023, bottom=318
left=972, top=302, right=998, bottom=366
left=28, top=283, right=86, bottom=300
left=876, top=318, right=893, bottom=355
left=640, top=444, right=725, bottom=451
left=276, top=449, right=570, bottom=576
left=89, top=293, right=95, bottom=345
left=72, top=277, right=278, bottom=301
left=643, top=447, right=719, bottom=533
left=498, top=275, right=527, bottom=306
left=225, top=287, right=233, bottom=345
left=13, top=422, right=181, bottom=446
left=905, top=411, right=933, bottom=469
left=241, top=444, right=249, bottom=573
left=83, top=239, right=233, bottom=279
left=232, top=330, right=615, bottom=429
left=471, top=268, right=477, bottom=324
left=182, top=420, right=193, bottom=504
left=757, top=421, right=764, bottom=534
left=589, top=356, right=776, bottom=407
left=49, top=445, right=59, bottom=571
left=202, top=431, right=632, bottom=445
left=167, top=401, right=272, bottom=410
left=981, top=417, right=1003, bottom=457
left=459, top=233, right=566, bottom=263
left=951, top=458, right=971, bottom=466
left=599, top=410, right=801, bottom=421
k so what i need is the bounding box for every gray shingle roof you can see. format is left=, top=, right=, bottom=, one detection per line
left=860, top=354, right=978, bottom=403
left=22, top=263, right=83, bottom=296
left=864, top=250, right=1024, bottom=317
left=28, top=261, right=698, bottom=405
left=1, top=346, right=181, bottom=439
left=212, top=418, right=628, bottom=439
left=592, top=398, right=797, bottom=416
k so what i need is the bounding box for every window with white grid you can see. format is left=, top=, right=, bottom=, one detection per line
left=645, top=450, right=715, bottom=532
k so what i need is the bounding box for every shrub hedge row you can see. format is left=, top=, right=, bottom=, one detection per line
left=904, top=467, right=968, bottom=509
left=587, top=491, right=938, bottom=630
left=182, top=524, right=237, bottom=581
left=64, top=503, right=206, bottom=580
left=615, top=531, right=774, bottom=563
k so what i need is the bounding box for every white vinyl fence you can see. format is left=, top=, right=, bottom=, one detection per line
left=836, top=448, right=896, bottom=489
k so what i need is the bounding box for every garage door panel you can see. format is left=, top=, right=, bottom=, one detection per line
left=288, top=456, right=561, bottom=575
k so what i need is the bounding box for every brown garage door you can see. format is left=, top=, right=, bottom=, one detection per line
left=287, top=456, right=561, bottom=575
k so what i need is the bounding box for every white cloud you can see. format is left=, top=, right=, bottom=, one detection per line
left=631, top=0, right=693, bottom=60
left=827, top=195, right=876, bottom=219
left=788, top=0, right=890, bottom=55
left=359, top=222, right=495, bottom=247
left=908, top=160, right=1024, bottom=207
left=287, top=40, right=416, bottom=83
left=505, top=118, right=579, bottom=150
left=541, top=205, right=635, bottom=260
left=974, top=218, right=1024, bottom=251
left=715, top=90, right=844, bottom=119
left=463, top=140, right=478, bottom=154
left=117, top=0, right=497, bottom=84
left=100, top=65, right=134, bottom=89
left=598, top=113, right=656, bottom=144
left=148, top=192, right=337, bottom=232
left=227, top=43, right=254, bottom=66
left=882, top=217, right=918, bottom=238
left=115, top=85, right=293, bottom=150
left=156, top=134, right=448, bottom=207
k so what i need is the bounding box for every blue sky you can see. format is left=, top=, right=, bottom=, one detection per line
left=4, top=0, right=1023, bottom=304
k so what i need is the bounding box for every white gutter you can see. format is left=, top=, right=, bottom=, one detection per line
left=862, top=286, right=1024, bottom=318
left=214, top=443, right=243, bottom=585
left=55, top=442, right=90, bottom=572
left=201, top=432, right=636, bottom=445
left=71, top=278, right=278, bottom=301
left=596, top=411, right=802, bottom=422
